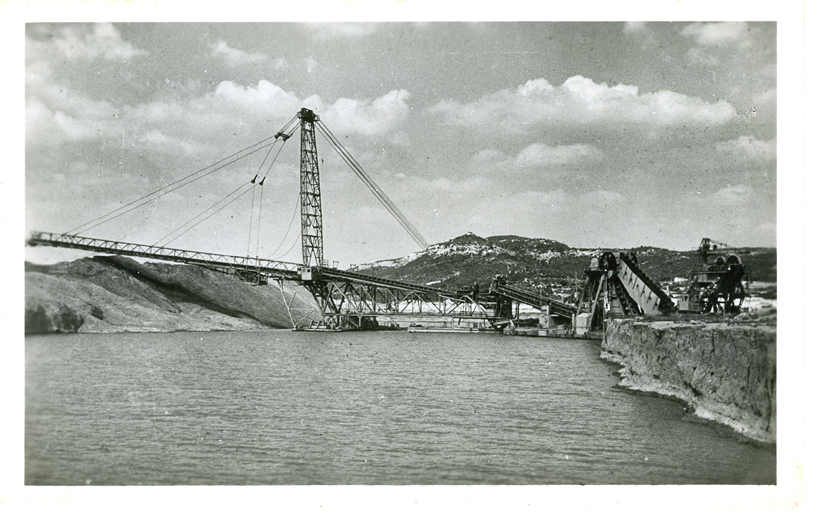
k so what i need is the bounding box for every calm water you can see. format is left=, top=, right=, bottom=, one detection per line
left=25, top=330, right=775, bottom=485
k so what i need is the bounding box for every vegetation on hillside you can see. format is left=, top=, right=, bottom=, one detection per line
left=360, top=233, right=777, bottom=291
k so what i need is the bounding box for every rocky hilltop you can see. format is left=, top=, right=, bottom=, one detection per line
left=354, top=232, right=777, bottom=291
left=25, top=256, right=318, bottom=334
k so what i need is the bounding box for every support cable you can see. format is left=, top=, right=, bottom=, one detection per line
left=152, top=182, right=253, bottom=247
left=317, top=120, right=470, bottom=292
left=255, top=180, right=265, bottom=259
left=247, top=184, right=257, bottom=257
left=67, top=113, right=300, bottom=236
left=251, top=131, right=293, bottom=259
left=69, top=141, right=276, bottom=236
left=67, top=136, right=280, bottom=235
left=276, top=231, right=303, bottom=260
left=268, top=196, right=301, bottom=260
left=316, top=122, right=428, bottom=249
left=159, top=186, right=255, bottom=248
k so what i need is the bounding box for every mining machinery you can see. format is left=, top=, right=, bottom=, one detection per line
left=574, top=250, right=674, bottom=336
left=677, top=238, right=748, bottom=314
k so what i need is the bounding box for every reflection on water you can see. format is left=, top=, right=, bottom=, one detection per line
left=26, top=330, right=775, bottom=485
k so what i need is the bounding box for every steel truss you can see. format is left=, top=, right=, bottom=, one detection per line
left=299, top=108, right=324, bottom=268
left=26, top=231, right=300, bottom=279
left=303, top=279, right=495, bottom=329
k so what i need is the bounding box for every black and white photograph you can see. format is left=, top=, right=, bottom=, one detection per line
left=4, top=0, right=806, bottom=508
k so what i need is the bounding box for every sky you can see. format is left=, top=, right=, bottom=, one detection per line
left=25, top=21, right=777, bottom=267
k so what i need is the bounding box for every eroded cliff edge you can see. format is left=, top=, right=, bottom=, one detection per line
left=602, top=318, right=776, bottom=445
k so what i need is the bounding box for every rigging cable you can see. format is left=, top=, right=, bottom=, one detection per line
left=66, top=113, right=300, bottom=236
left=317, top=119, right=470, bottom=291
left=152, top=181, right=253, bottom=247
left=249, top=131, right=294, bottom=259
left=247, top=181, right=257, bottom=257
left=256, top=178, right=265, bottom=259
left=315, top=122, right=428, bottom=249
left=276, top=231, right=303, bottom=261
left=159, top=185, right=255, bottom=248
left=267, top=196, right=301, bottom=260
left=68, top=140, right=278, bottom=236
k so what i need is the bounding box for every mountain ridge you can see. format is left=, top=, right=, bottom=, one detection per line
left=352, top=232, right=777, bottom=290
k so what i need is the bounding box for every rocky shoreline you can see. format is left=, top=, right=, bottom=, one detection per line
left=602, top=318, right=777, bottom=445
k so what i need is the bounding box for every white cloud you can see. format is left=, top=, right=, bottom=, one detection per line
left=471, top=142, right=603, bottom=177
left=52, top=23, right=144, bottom=61
left=140, top=130, right=204, bottom=155
left=27, top=100, right=87, bottom=145
left=515, top=143, right=603, bottom=168
left=681, top=22, right=750, bottom=47
left=686, top=47, right=719, bottom=66
left=209, top=40, right=267, bottom=66
left=214, top=80, right=303, bottom=117
left=623, top=22, right=649, bottom=35
left=304, top=23, right=379, bottom=40
left=428, top=75, right=736, bottom=132
left=207, top=81, right=413, bottom=139
left=320, top=89, right=413, bottom=137
left=715, top=136, right=776, bottom=161
left=708, top=184, right=753, bottom=205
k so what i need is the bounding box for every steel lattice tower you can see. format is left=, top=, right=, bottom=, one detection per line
left=299, top=108, right=323, bottom=268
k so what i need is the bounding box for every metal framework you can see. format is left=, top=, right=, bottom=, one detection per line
left=299, top=267, right=496, bottom=329
left=489, top=277, right=576, bottom=319
left=574, top=251, right=674, bottom=335
left=26, top=231, right=300, bottom=279
left=299, top=108, right=324, bottom=268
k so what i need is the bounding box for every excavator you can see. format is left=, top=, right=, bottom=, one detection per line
left=677, top=238, right=748, bottom=314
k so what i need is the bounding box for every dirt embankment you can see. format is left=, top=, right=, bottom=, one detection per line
left=602, top=317, right=776, bottom=445
left=25, top=256, right=319, bottom=334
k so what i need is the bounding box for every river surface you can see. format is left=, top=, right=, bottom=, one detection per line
left=25, top=330, right=775, bottom=485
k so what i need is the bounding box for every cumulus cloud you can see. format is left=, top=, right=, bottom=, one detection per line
left=623, top=22, right=649, bottom=35
left=140, top=130, right=205, bottom=155
left=26, top=84, right=118, bottom=147
left=207, top=81, right=413, bottom=139
left=681, top=22, right=750, bottom=47
left=471, top=142, right=603, bottom=176
left=51, top=23, right=144, bottom=61
left=515, top=143, right=603, bottom=168
left=320, top=89, right=413, bottom=137
left=708, top=184, right=753, bottom=205
left=715, top=136, right=776, bottom=161
left=428, top=75, right=736, bottom=132
left=209, top=40, right=267, bottom=66
left=686, top=47, right=719, bottom=66
left=214, top=79, right=302, bottom=117
left=304, top=23, right=379, bottom=40
left=26, top=100, right=100, bottom=145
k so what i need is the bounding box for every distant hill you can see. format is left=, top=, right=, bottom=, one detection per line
left=352, top=233, right=777, bottom=290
